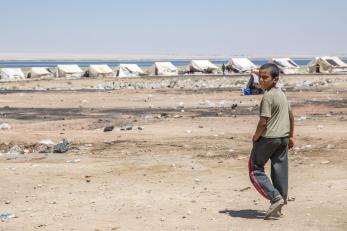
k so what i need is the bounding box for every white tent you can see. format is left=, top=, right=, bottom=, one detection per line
left=89, top=64, right=114, bottom=77
left=151, top=62, right=178, bottom=76
left=272, top=58, right=300, bottom=74
left=308, top=56, right=347, bottom=73
left=226, top=58, right=257, bottom=73
left=30, top=67, right=54, bottom=78
left=0, top=68, right=25, bottom=80
left=188, top=60, right=219, bottom=73
left=117, top=64, right=144, bottom=77
left=57, top=64, right=83, bottom=78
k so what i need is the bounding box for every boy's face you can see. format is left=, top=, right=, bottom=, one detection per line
left=259, top=68, right=277, bottom=90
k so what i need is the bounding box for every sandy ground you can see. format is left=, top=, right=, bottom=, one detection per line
left=0, top=74, right=347, bottom=231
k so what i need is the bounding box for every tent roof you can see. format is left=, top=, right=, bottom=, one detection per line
left=31, top=67, right=51, bottom=75
left=119, top=64, right=144, bottom=74
left=89, top=64, right=113, bottom=73
left=228, top=58, right=257, bottom=69
left=320, top=56, right=347, bottom=67
left=57, top=64, right=83, bottom=73
left=191, top=60, right=218, bottom=69
left=154, top=62, right=177, bottom=70
left=272, top=58, right=299, bottom=68
left=1, top=68, right=25, bottom=77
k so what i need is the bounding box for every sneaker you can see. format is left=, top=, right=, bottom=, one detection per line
left=264, top=198, right=284, bottom=219
left=271, top=208, right=283, bottom=218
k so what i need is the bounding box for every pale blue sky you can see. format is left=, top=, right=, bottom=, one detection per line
left=0, top=0, right=346, bottom=56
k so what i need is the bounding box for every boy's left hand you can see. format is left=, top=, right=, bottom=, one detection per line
left=288, top=137, right=295, bottom=149
left=252, top=135, right=260, bottom=142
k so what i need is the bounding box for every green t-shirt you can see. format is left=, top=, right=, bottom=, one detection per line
left=260, top=87, right=291, bottom=138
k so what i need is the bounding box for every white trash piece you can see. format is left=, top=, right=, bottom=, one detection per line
left=0, top=123, right=11, bottom=130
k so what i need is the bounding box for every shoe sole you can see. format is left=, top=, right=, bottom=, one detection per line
left=264, top=202, right=284, bottom=219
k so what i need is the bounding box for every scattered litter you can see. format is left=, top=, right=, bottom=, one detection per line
left=317, top=125, right=324, bottom=130
left=6, top=145, right=23, bottom=155
left=144, top=114, right=154, bottom=120
left=174, top=115, right=182, bottom=119
left=66, top=159, right=81, bottom=164
left=202, top=100, right=215, bottom=108
left=53, top=139, right=70, bottom=153
left=240, top=186, right=251, bottom=192
left=326, top=144, right=334, bottom=149
left=137, top=126, right=144, bottom=131
left=301, top=144, right=312, bottom=149
left=104, top=126, right=114, bottom=132
left=84, top=143, right=93, bottom=148
left=177, top=102, right=185, bottom=109
left=194, top=178, right=201, bottom=183
left=231, top=104, right=238, bottom=110
left=320, top=160, right=330, bottom=164
left=0, top=213, right=16, bottom=221
left=120, top=123, right=133, bottom=131
left=0, top=123, right=11, bottom=130
left=186, top=130, right=192, bottom=134
left=39, top=139, right=56, bottom=145
left=288, top=197, right=296, bottom=202
left=297, top=116, right=307, bottom=121
left=219, top=100, right=226, bottom=107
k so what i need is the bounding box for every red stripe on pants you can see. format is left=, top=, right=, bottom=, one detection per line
left=248, top=158, right=271, bottom=200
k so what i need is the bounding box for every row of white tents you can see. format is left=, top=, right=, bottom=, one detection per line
left=1, top=57, right=347, bottom=80
left=0, top=61, right=215, bottom=80
left=227, top=57, right=347, bottom=74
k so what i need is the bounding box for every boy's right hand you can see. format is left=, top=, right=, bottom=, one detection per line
left=288, top=137, right=295, bottom=149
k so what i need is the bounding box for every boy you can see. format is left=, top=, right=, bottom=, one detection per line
left=248, top=63, right=294, bottom=219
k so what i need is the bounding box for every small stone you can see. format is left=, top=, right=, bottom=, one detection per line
left=120, top=123, right=133, bottom=131
left=103, top=126, right=114, bottom=132
left=326, top=144, right=334, bottom=149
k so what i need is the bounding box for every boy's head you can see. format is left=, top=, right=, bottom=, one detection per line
left=259, top=63, right=280, bottom=90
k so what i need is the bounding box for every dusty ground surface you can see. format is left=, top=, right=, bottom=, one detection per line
left=0, top=74, right=346, bottom=231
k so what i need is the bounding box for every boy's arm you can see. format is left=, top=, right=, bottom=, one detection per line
left=288, top=110, right=295, bottom=149
left=252, top=116, right=268, bottom=142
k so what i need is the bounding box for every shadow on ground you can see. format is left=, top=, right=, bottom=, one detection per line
left=219, top=209, right=266, bottom=220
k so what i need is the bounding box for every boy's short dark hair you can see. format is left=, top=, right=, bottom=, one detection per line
left=259, top=63, right=280, bottom=78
